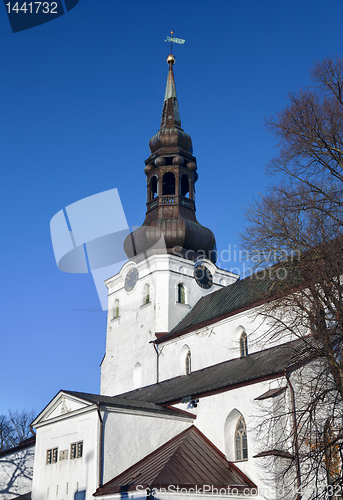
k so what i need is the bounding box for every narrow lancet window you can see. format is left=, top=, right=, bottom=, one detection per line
left=185, top=350, right=191, bottom=375
left=113, top=299, right=119, bottom=319
left=177, top=283, right=185, bottom=304
left=240, top=331, right=248, bottom=357
left=143, top=284, right=150, bottom=305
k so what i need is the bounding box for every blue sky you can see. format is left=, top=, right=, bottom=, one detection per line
left=1, top=0, right=342, bottom=417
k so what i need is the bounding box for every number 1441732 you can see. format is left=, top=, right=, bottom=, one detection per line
left=5, top=2, right=58, bottom=13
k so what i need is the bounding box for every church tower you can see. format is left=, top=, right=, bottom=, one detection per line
left=100, top=55, right=238, bottom=397
left=124, top=54, right=217, bottom=263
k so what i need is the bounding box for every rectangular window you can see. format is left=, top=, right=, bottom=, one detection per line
left=46, top=447, right=58, bottom=464
left=70, top=441, right=83, bottom=459
left=77, top=441, right=83, bottom=458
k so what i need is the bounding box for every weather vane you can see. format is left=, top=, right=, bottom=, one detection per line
left=164, top=30, right=185, bottom=54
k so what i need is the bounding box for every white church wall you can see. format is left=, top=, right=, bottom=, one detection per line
left=101, top=255, right=237, bottom=397
left=101, top=258, right=158, bottom=396
left=102, top=409, right=194, bottom=484
left=0, top=441, right=35, bottom=500
left=158, top=309, right=271, bottom=382
left=31, top=410, right=99, bottom=500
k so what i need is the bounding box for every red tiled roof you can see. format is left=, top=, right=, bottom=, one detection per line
left=94, top=426, right=257, bottom=496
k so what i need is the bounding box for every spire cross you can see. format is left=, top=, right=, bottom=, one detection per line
left=164, top=30, right=185, bottom=54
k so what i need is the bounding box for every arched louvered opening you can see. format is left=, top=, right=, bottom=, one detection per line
left=150, top=176, right=158, bottom=199
left=162, top=172, right=175, bottom=195
left=180, top=174, right=189, bottom=197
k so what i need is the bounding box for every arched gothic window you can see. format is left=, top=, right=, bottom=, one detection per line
left=177, top=283, right=185, bottom=304
left=143, top=284, right=150, bottom=305
left=185, top=350, right=191, bottom=375
left=235, top=416, right=248, bottom=461
left=240, top=331, right=248, bottom=357
left=162, top=172, right=175, bottom=195
left=113, top=299, right=119, bottom=319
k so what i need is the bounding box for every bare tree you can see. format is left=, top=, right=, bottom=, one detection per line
left=241, top=58, right=343, bottom=499
left=0, top=416, right=12, bottom=452
left=0, top=410, right=35, bottom=451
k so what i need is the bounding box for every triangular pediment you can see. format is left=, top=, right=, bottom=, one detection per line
left=32, top=391, right=94, bottom=427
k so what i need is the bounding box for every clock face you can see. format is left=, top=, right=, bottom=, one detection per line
left=194, top=265, right=213, bottom=290
left=124, top=267, right=139, bottom=292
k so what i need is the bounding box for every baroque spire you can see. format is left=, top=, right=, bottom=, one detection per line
left=124, top=55, right=217, bottom=263
left=160, top=55, right=181, bottom=128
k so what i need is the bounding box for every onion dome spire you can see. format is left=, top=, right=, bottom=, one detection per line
left=124, top=55, right=217, bottom=263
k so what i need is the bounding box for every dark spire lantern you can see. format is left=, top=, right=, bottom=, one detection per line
left=124, top=55, right=217, bottom=263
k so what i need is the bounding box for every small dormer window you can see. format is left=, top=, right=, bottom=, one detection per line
left=113, top=299, right=119, bottom=319
left=240, top=331, right=248, bottom=357
left=177, top=283, right=185, bottom=304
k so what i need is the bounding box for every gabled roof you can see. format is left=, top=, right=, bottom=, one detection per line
left=117, top=337, right=314, bottom=406
left=62, top=390, right=194, bottom=419
left=32, top=390, right=194, bottom=428
left=94, top=426, right=257, bottom=496
left=158, top=262, right=301, bottom=344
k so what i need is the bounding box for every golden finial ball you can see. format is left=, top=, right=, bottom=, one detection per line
left=167, top=54, right=175, bottom=65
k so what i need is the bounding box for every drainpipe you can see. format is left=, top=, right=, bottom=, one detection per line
left=96, top=403, right=103, bottom=489
left=150, top=341, right=160, bottom=383
left=285, top=370, right=302, bottom=497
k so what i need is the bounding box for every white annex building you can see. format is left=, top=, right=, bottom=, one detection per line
left=0, top=55, right=334, bottom=500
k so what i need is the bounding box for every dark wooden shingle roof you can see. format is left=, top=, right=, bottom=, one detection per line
left=158, top=262, right=301, bottom=343
left=118, top=337, right=314, bottom=406
left=62, top=390, right=194, bottom=419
